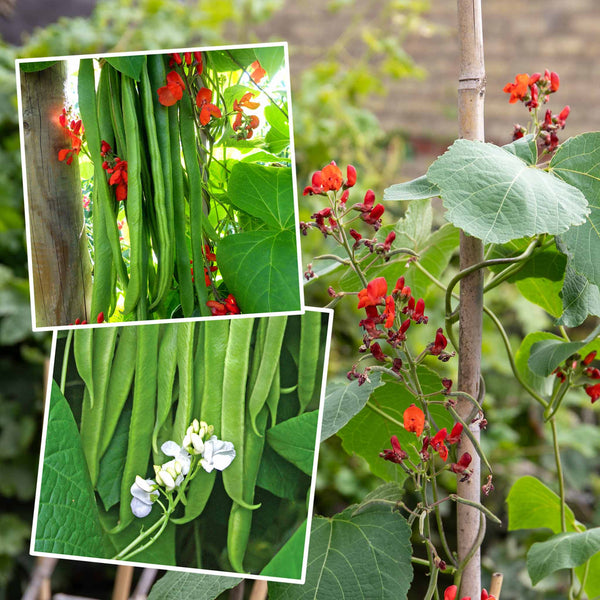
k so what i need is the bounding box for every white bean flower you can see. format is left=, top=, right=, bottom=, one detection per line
left=200, top=435, right=236, bottom=473
left=130, top=476, right=159, bottom=518
left=160, top=440, right=191, bottom=475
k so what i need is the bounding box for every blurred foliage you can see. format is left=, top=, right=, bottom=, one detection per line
left=2, top=0, right=597, bottom=598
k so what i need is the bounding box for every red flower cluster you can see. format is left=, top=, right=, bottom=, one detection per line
left=553, top=350, right=600, bottom=404
left=206, top=294, right=241, bottom=316
left=168, top=51, right=203, bottom=75
left=196, top=87, right=222, bottom=126
left=57, top=108, right=84, bottom=165
left=504, top=70, right=559, bottom=109
left=444, top=585, right=496, bottom=600
left=303, top=161, right=355, bottom=195
left=232, top=92, right=260, bottom=140
left=505, top=70, right=570, bottom=152
left=101, top=141, right=128, bottom=202
left=157, top=70, right=186, bottom=107
left=249, top=60, right=266, bottom=84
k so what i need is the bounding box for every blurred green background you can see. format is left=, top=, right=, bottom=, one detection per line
left=2, top=0, right=599, bottom=597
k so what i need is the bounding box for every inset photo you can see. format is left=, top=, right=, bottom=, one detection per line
left=17, top=43, right=302, bottom=329
left=31, top=309, right=331, bottom=582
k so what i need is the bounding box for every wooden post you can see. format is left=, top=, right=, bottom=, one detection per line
left=20, top=62, right=91, bottom=327
left=456, top=0, right=485, bottom=598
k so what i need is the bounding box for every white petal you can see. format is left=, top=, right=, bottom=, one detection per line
left=200, top=458, right=214, bottom=473
left=131, top=497, right=153, bottom=518
left=211, top=441, right=236, bottom=471
left=161, top=440, right=181, bottom=458
left=191, top=432, right=204, bottom=454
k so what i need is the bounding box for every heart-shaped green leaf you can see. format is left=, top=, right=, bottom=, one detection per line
left=34, top=381, right=105, bottom=558
left=507, top=475, right=576, bottom=533
left=268, top=504, right=413, bottom=599
left=217, top=229, right=301, bottom=314
left=427, top=139, right=588, bottom=243
left=267, top=410, right=318, bottom=475
left=256, top=445, right=309, bottom=500
left=264, top=103, right=290, bottom=155
left=228, top=163, right=294, bottom=230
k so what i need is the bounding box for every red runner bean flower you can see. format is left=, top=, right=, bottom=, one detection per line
left=403, top=404, right=425, bottom=436
left=379, top=435, right=408, bottom=464
left=157, top=71, right=186, bottom=107
left=196, top=88, right=222, bottom=125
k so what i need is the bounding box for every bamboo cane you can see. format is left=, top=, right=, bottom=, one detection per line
left=456, top=1, right=486, bottom=598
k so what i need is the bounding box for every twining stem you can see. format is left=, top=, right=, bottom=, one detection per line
left=113, top=511, right=170, bottom=561
left=449, top=494, right=501, bottom=524
left=550, top=416, right=567, bottom=533
left=431, top=475, right=457, bottom=567
left=453, top=513, right=486, bottom=589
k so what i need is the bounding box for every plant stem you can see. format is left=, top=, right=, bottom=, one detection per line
left=112, top=512, right=169, bottom=560
left=431, top=475, right=457, bottom=567
left=550, top=416, right=567, bottom=533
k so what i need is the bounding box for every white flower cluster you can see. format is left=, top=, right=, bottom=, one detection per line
left=130, top=419, right=236, bottom=518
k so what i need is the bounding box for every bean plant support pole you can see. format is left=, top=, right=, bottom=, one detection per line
left=20, top=62, right=92, bottom=327
left=456, top=1, right=485, bottom=597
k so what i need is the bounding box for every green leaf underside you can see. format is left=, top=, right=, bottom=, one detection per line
left=528, top=324, right=600, bottom=377
left=147, top=572, right=242, bottom=600
left=104, top=56, right=146, bottom=80
left=217, top=230, right=300, bottom=314
left=19, top=60, right=58, bottom=73
left=338, top=370, right=454, bottom=482
left=253, top=46, right=285, bottom=80
left=503, top=134, right=537, bottom=165
left=556, top=263, right=600, bottom=327
left=527, top=528, right=600, bottom=585
left=267, top=410, right=318, bottom=475
left=260, top=520, right=306, bottom=579
left=427, top=139, right=588, bottom=244
left=383, top=175, right=440, bottom=201
left=515, top=332, right=562, bottom=397
left=268, top=505, right=413, bottom=600
left=320, top=372, right=384, bottom=442
left=35, top=382, right=105, bottom=557
left=227, top=163, right=294, bottom=230
left=552, top=132, right=600, bottom=287
left=507, top=476, right=576, bottom=534
left=393, top=198, right=433, bottom=249
left=352, top=482, right=406, bottom=515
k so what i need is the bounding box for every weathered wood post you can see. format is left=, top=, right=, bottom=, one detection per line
left=20, top=61, right=91, bottom=327
left=456, top=0, right=485, bottom=597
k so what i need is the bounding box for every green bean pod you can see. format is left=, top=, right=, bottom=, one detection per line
left=140, top=62, right=171, bottom=311
left=169, top=103, right=194, bottom=317
left=227, top=403, right=269, bottom=572
left=80, top=326, right=118, bottom=485
left=179, top=93, right=209, bottom=315
left=201, top=319, right=230, bottom=437
left=192, top=321, right=205, bottom=422
left=73, top=328, right=94, bottom=407
left=89, top=162, right=113, bottom=320
left=99, top=325, right=137, bottom=457
left=152, top=322, right=179, bottom=454
left=97, top=65, right=115, bottom=154
left=266, top=361, right=281, bottom=427
left=117, top=324, right=159, bottom=532
left=297, top=311, right=322, bottom=414
left=221, top=318, right=260, bottom=510
left=171, top=468, right=216, bottom=525
left=171, top=322, right=195, bottom=445
left=78, top=59, right=128, bottom=296
left=107, top=65, right=126, bottom=158
left=147, top=55, right=175, bottom=306
left=247, top=316, right=287, bottom=436
left=121, top=74, right=144, bottom=315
